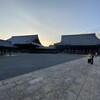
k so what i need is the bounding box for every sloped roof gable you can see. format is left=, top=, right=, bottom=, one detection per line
left=60, top=33, right=100, bottom=45
left=8, top=35, right=42, bottom=46
left=0, top=40, right=14, bottom=48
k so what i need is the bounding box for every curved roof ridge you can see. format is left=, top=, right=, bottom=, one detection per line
left=62, top=33, right=95, bottom=37
left=7, top=34, right=42, bottom=46
left=60, top=33, right=100, bottom=45
left=11, top=34, right=38, bottom=38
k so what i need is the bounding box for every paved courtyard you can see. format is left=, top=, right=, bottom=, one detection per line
left=0, top=53, right=82, bottom=80
left=0, top=56, right=100, bottom=100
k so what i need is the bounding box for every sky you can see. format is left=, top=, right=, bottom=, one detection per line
left=0, top=0, right=100, bottom=46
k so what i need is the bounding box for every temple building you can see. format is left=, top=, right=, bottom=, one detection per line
left=0, top=39, right=14, bottom=55
left=55, top=33, right=100, bottom=54
left=8, top=35, right=43, bottom=53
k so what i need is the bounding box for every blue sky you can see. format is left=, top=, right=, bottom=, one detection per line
left=0, top=0, right=100, bottom=46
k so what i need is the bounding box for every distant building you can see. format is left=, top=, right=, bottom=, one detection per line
left=55, top=33, right=100, bottom=54
left=0, top=39, right=14, bottom=55
left=36, top=46, right=56, bottom=53
left=8, top=35, right=43, bottom=53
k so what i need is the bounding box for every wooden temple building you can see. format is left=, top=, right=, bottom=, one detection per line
left=8, top=35, right=43, bottom=53
left=0, top=39, right=14, bottom=55
left=55, top=33, right=100, bottom=54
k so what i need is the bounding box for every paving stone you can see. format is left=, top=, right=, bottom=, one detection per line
left=44, top=90, right=77, bottom=100
left=67, top=92, right=77, bottom=100
left=82, top=78, right=94, bottom=96
left=0, top=83, right=16, bottom=91
left=3, top=77, right=23, bottom=84
left=64, top=77, right=75, bottom=88
left=95, top=74, right=100, bottom=81
left=23, top=82, right=44, bottom=96
left=22, top=97, right=33, bottom=100
left=68, top=78, right=83, bottom=95
left=75, top=76, right=86, bottom=84
left=53, top=90, right=68, bottom=100
left=29, top=77, right=43, bottom=84
left=17, top=81, right=30, bottom=91
left=42, top=92, right=55, bottom=100
left=87, top=68, right=96, bottom=79
left=5, top=85, right=25, bottom=100
left=43, top=82, right=54, bottom=93
left=77, top=90, right=92, bottom=100
left=94, top=92, right=100, bottom=100
left=0, top=89, right=9, bottom=100
left=16, top=79, right=27, bottom=85
left=9, top=92, right=25, bottom=100
left=0, top=85, right=5, bottom=91
left=94, top=80, right=100, bottom=94
left=68, top=70, right=81, bottom=78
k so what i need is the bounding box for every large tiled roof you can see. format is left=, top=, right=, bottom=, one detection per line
left=0, top=40, right=14, bottom=48
left=56, top=33, right=100, bottom=46
left=8, top=35, right=42, bottom=47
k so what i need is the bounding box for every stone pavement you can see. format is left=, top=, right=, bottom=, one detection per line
left=0, top=56, right=100, bottom=100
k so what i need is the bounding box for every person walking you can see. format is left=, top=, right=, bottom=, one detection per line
left=88, top=52, right=94, bottom=64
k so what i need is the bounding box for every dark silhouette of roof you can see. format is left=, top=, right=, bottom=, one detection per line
left=0, top=40, right=14, bottom=48
left=8, top=35, right=42, bottom=47
left=56, top=33, right=100, bottom=46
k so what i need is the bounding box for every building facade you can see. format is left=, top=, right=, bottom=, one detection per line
left=55, top=33, right=100, bottom=54
left=0, top=40, right=14, bottom=55
left=8, top=35, right=43, bottom=53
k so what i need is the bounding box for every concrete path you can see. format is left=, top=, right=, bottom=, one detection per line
left=0, top=56, right=100, bottom=100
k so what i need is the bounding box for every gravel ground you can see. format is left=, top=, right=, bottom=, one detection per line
left=0, top=53, right=84, bottom=81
